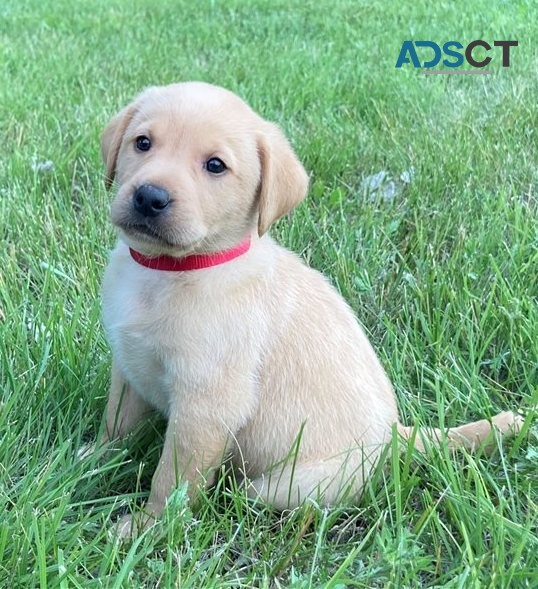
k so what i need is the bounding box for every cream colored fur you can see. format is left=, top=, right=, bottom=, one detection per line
left=98, top=82, right=523, bottom=537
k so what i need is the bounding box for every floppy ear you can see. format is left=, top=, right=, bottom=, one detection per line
left=101, top=104, right=136, bottom=189
left=257, top=122, right=309, bottom=236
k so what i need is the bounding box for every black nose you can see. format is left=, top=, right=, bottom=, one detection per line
left=133, top=184, right=170, bottom=217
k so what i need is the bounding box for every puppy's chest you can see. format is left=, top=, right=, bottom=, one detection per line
left=103, top=270, right=223, bottom=414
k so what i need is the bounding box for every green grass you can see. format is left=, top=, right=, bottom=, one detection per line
left=1, top=0, right=537, bottom=586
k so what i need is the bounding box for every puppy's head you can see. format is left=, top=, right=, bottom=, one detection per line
left=101, top=82, right=308, bottom=255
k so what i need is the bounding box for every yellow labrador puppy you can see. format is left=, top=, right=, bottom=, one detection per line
left=100, top=81, right=522, bottom=536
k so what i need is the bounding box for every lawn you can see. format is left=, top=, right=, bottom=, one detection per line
left=1, top=0, right=537, bottom=586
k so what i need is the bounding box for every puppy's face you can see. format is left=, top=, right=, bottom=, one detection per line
left=101, top=82, right=309, bottom=255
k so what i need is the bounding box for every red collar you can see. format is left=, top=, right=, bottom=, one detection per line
left=129, top=236, right=251, bottom=271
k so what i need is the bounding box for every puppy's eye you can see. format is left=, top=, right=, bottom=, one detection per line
left=135, top=136, right=151, bottom=152
left=205, top=157, right=227, bottom=174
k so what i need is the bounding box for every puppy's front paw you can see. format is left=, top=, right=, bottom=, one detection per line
left=112, top=512, right=156, bottom=541
left=77, top=437, right=123, bottom=461
left=76, top=443, right=97, bottom=461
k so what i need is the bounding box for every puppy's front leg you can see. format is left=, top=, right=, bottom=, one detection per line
left=78, top=361, right=151, bottom=461
left=117, top=384, right=252, bottom=538
left=102, top=359, right=152, bottom=444
left=147, top=411, right=228, bottom=511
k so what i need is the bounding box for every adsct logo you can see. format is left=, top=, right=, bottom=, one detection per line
left=396, top=40, right=518, bottom=74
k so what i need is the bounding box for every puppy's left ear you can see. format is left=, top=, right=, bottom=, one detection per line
left=257, top=122, right=309, bottom=236
left=101, top=104, right=136, bottom=189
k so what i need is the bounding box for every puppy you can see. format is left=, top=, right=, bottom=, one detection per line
left=99, top=81, right=522, bottom=536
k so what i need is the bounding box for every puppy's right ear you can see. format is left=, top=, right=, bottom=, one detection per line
left=101, top=104, right=136, bottom=189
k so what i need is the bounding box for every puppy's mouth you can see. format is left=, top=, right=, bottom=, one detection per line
left=110, top=199, right=208, bottom=253
left=117, top=221, right=178, bottom=248
left=113, top=216, right=208, bottom=254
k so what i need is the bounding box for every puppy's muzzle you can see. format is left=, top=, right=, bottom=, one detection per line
left=133, top=184, right=171, bottom=218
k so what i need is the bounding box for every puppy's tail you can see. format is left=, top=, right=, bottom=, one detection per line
left=397, top=411, right=524, bottom=453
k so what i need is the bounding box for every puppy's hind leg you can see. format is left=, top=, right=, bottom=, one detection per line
left=247, top=454, right=372, bottom=510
